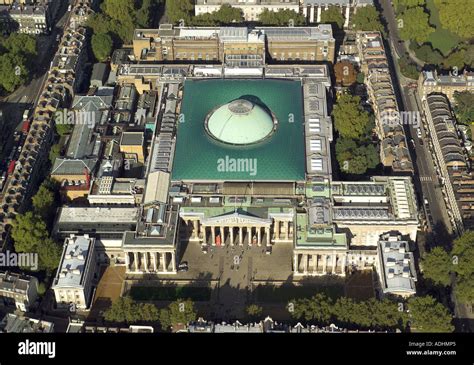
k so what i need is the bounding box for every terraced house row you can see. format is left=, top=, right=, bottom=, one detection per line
left=357, top=31, right=413, bottom=174
left=0, top=0, right=93, bottom=248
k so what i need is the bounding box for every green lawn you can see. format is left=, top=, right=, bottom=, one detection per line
left=129, top=286, right=212, bottom=301
left=425, top=0, right=460, bottom=55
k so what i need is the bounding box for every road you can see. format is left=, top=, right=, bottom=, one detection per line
left=379, top=0, right=453, bottom=244
left=0, top=1, right=72, bottom=162
left=379, top=0, right=474, bottom=331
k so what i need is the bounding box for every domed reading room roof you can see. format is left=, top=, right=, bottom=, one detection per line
left=205, top=99, right=275, bottom=145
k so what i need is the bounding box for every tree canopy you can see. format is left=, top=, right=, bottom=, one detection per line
left=290, top=294, right=405, bottom=330
left=103, top=297, right=159, bottom=323
left=258, top=8, right=306, bottom=26
left=352, top=6, right=385, bottom=33
left=336, top=138, right=379, bottom=175
left=91, top=33, right=113, bottom=62
left=434, top=0, right=474, bottom=39
left=407, top=296, right=454, bottom=332
left=165, top=0, right=193, bottom=25
left=332, top=94, right=370, bottom=139
left=159, top=299, right=197, bottom=331
left=192, top=5, right=243, bottom=26
left=246, top=304, right=263, bottom=321
left=11, top=212, right=49, bottom=253
left=0, top=33, right=37, bottom=93
left=32, top=184, right=55, bottom=221
left=397, top=7, right=435, bottom=44
left=421, top=246, right=452, bottom=287
left=87, top=0, right=159, bottom=44
left=320, top=6, right=345, bottom=29
left=453, top=91, right=474, bottom=124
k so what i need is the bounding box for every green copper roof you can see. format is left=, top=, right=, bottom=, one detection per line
left=172, top=79, right=305, bottom=181
left=206, top=99, right=276, bottom=145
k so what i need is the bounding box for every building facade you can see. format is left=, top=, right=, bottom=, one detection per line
left=195, top=0, right=300, bottom=22
left=133, top=24, right=335, bottom=64
left=52, top=235, right=97, bottom=310
left=0, top=271, right=38, bottom=312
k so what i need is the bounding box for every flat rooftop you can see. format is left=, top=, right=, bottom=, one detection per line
left=53, top=235, right=94, bottom=288
left=56, top=207, right=139, bottom=224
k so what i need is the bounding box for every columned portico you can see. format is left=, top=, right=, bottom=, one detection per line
left=125, top=251, right=177, bottom=274
left=293, top=251, right=347, bottom=277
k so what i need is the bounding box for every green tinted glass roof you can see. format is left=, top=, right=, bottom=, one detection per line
left=172, top=79, right=305, bottom=181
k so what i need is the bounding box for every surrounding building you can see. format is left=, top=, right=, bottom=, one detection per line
left=421, top=93, right=471, bottom=232
left=195, top=0, right=300, bottom=22
left=376, top=232, right=417, bottom=297
left=133, top=24, right=335, bottom=64
left=0, top=0, right=58, bottom=35
left=418, top=70, right=474, bottom=103
left=0, top=313, right=54, bottom=333
left=52, top=234, right=97, bottom=310
left=0, top=271, right=38, bottom=311
left=357, top=31, right=413, bottom=173
left=302, top=0, right=374, bottom=27
left=0, top=0, right=92, bottom=249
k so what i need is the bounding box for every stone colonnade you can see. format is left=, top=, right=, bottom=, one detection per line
left=125, top=251, right=176, bottom=274
left=302, top=4, right=352, bottom=28
left=293, top=251, right=347, bottom=276
left=183, top=216, right=293, bottom=246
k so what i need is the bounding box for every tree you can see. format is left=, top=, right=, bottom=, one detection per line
left=49, top=144, right=61, bottom=163
left=434, top=0, right=474, bottom=39
left=451, top=230, right=474, bottom=278
left=246, top=304, right=263, bottom=321
left=407, top=296, right=454, bottom=332
left=352, top=6, right=385, bottom=33
left=413, top=44, right=444, bottom=65
left=421, top=246, right=452, bottom=286
left=0, top=53, right=28, bottom=93
left=165, top=0, right=193, bottom=25
left=91, top=33, right=113, bottom=62
left=453, top=91, right=474, bottom=124
left=454, top=275, right=474, bottom=304
left=32, top=185, right=55, bottom=221
left=442, top=49, right=467, bottom=70
left=258, top=8, right=306, bottom=26
left=103, top=297, right=159, bottom=323
left=334, top=61, right=356, bottom=86
left=101, top=0, right=135, bottom=24
left=398, top=56, right=419, bottom=79
left=356, top=72, right=365, bottom=84
left=369, top=299, right=405, bottom=329
left=332, top=94, right=370, bottom=139
left=159, top=299, right=197, bottom=331
left=55, top=122, right=74, bottom=137
left=393, top=0, right=425, bottom=8
left=11, top=212, right=49, bottom=253
left=37, top=238, right=62, bottom=272
left=397, top=7, right=434, bottom=44
left=320, top=6, right=345, bottom=29
left=291, top=293, right=333, bottom=324
left=2, top=33, right=37, bottom=59
left=192, top=4, right=243, bottom=26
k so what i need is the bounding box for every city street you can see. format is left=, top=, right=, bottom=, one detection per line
left=379, top=0, right=453, bottom=246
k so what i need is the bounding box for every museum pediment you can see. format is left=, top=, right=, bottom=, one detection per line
left=201, top=213, right=271, bottom=226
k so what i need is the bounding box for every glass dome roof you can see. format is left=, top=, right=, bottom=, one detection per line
left=205, top=99, right=275, bottom=145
